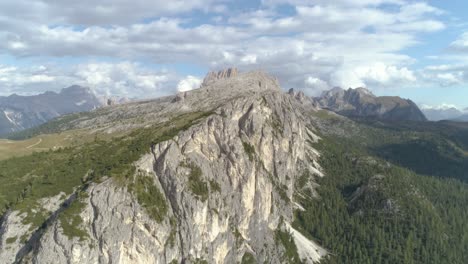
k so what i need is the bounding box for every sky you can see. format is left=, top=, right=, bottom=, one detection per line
left=0, top=0, right=468, bottom=110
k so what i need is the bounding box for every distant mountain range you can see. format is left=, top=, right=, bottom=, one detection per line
left=0, top=86, right=104, bottom=136
left=314, top=87, right=427, bottom=122
left=421, top=105, right=468, bottom=121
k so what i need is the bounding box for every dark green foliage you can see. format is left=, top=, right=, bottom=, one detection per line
left=277, top=184, right=290, bottom=202
left=165, top=217, right=177, bottom=248
left=275, top=228, right=301, bottom=263
left=193, top=259, right=208, bottom=264
left=241, top=252, right=257, bottom=264
left=181, top=162, right=209, bottom=202
left=243, top=142, right=256, bottom=161
left=129, top=173, right=167, bottom=223
left=59, top=194, right=89, bottom=241
left=347, top=118, right=468, bottom=181
left=6, top=236, right=17, bottom=244
left=375, top=139, right=468, bottom=180
left=209, top=179, right=221, bottom=192
left=293, top=137, right=468, bottom=264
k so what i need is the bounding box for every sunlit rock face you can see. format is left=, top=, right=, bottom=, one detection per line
left=0, top=69, right=327, bottom=264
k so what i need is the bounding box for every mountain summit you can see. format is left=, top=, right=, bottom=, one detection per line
left=314, top=87, right=427, bottom=121
left=201, top=67, right=239, bottom=87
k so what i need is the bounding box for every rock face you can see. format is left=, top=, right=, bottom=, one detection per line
left=201, top=67, right=239, bottom=87
left=314, top=87, right=427, bottom=121
left=0, top=69, right=327, bottom=263
left=0, top=86, right=104, bottom=136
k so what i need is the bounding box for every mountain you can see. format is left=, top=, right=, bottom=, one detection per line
left=314, top=87, right=427, bottom=121
left=1, top=69, right=468, bottom=263
left=0, top=85, right=103, bottom=136
left=421, top=105, right=464, bottom=121
left=457, top=108, right=468, bottom=121
left=0, top=69, right=328, bottom=263
left=454, top=114, right=468, bottom=122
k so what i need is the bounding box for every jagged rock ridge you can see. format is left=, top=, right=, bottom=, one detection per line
left=314, top=87, right=427, bottom=121
left=201, top=67, right=239, bottom=87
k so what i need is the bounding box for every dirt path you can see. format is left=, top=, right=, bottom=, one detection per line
left=26, top=138, right=42, bottom=149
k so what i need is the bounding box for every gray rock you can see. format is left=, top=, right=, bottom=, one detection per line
left=0, top=69, right=327, bottom=263
left=314, top=87, right=427, bottom=121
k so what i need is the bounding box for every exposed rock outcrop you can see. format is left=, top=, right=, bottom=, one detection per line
left=201, top=68, right=239, bottom=87
left=314, top=87, right=427, bottom=122
left=0, top=69, right=327, bottom=263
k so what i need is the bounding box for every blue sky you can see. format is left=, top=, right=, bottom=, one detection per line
left=0, top=0, right=467, bottom=110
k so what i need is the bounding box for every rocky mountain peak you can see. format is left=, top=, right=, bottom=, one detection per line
left=199, top=68, right=281, bottom=94
left=314, top=87, right=427, bottom=121
left=322, top=87, right=344, bottom=96
left=352, top=87, right=375, bottom=97
left=201, top=67, right=239, bottom=86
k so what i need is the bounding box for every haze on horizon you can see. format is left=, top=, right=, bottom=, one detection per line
left=0, top=0, right=467, bottom=110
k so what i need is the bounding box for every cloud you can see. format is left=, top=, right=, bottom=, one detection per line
left=177, top=75, right=202, bottom=92
left=0, top=62, right=180, bottom=98
left=450, top=32, right=468, bottom=53
left=0, top=0, right=450, bottom=97
left=423, top=63, right=468, bottom=86
left=355, top=63, right=416, bottom=86
left=74, top=62, right=176, bottom=97
left=0, top=0, right=222, bottom=26
left=0, top=65, right=55, bottom=89
left=420, top=103, right=460, bottom=111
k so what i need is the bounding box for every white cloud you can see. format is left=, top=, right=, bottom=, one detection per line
left=450, top=32, right=468, bottom=52
left=75, top=62, right=173, bottom=97
left=0, top=65, right=55, bottom=87
left=355, top=63, right=416, bottom=85
left=0, top=62, right=178, bottom=98
left=423, top=63, right=468, bottom=86
left=420, top=103, right=459, bottom=110
left=0, top=0, right=452, bottom=97
left=302, top=76, right=329, bottom=95
left=177, top=76, right=202, bottom=92
left=0, top=0, right=222, bottom=26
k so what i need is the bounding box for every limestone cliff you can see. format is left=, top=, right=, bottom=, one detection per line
left=0, top=70, right=327, bottom=263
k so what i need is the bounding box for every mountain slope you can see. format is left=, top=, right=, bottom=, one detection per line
left=315, top=87, right=427, bottom=121
left=0, top=86, right=103, bottom=136
left=0, top=70, right=327, bottom=263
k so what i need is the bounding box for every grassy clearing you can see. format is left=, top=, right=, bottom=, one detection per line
left=0, top=129, right=99, bottom=161
left=312, top=110, right=340, bottom=120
